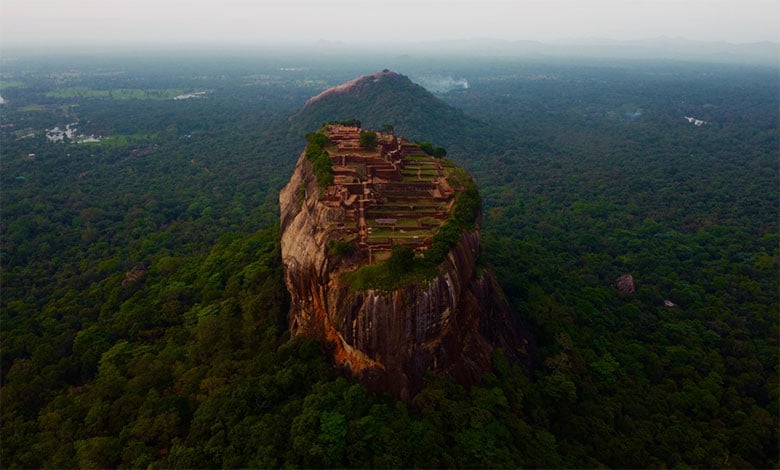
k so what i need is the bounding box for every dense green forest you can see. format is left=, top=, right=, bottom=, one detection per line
left=1, top=53, right=777, bottom=467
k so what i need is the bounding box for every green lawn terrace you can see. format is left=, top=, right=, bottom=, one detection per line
left=319, top=124, right=461, bottom=263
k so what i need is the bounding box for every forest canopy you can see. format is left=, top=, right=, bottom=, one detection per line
left=0, top=53, right=777, bottom=468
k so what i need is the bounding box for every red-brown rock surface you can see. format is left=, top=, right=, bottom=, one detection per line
left=303, top=70, right=402, bottom=108
left=615, top=273, right=636, bottom=294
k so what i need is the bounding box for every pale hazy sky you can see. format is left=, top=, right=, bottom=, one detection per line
left=1, top=0, right=778, bottom=49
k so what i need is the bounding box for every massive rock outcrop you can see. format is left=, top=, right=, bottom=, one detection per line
left=279, top=125, right=529, bottom=400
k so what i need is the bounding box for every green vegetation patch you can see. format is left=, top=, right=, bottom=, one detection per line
left=425, top=181, right=480, bottom=261
left=401, top=169, right=439, bottom=177
left=395, top=219, right=422, bottom=228
left=0, top=80, right=25, bottom=89
left=344, top=245, right=437, bottom=291
left=94, top=133, right=158, bottom=147
left=444, top=165, right=473, bottom=188
left=359, top=130, right=378, bottom=148
left=415, top=140, right=447, bottom=158
left=401, top=175, right=423, bottom=182
left=44, top=87, right=188, bottom=100
left=403, top=155, right=432, bottom=162
left=305, top=131, right=334, bottom=189
left=327, top=238, right=356, bottom=256
left=18, top=104, right=46, bottom=112
left=45, top=87, right=108, bottom=99
left=329, top=118, right=361, bottom=127
left=367, top=228, right=430, bottom=239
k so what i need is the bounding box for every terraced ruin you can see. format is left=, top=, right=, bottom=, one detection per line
left=316, top=124, right=468, bottom=264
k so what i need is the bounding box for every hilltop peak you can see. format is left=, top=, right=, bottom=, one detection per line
left=303, top=70, right=405, bottom=108
left=288, top=70, right=493, bottom=150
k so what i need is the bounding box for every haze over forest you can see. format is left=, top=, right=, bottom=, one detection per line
left=2, top=0, right=779, bottom=52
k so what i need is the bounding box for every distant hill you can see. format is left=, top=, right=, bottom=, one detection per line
left=287, top=70, right=508, bottom=158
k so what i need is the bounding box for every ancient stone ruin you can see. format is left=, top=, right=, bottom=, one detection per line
left=317, top=124, right=460, bottom=264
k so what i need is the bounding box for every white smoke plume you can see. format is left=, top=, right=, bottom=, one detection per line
left=414, top=75, right=470, bottom=93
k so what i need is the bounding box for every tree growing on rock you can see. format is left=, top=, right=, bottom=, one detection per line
left=387, top=245, right=415, bottom=277
left=359, top=131, right=378, bottom=149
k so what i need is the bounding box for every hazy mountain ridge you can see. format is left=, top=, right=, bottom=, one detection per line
left=4, top=37, right=776, bottom=68
left=310, top=37, right=780, bottom=67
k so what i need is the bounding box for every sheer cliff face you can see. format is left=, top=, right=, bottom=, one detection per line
left=280, top=150, right=528, bottom=400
